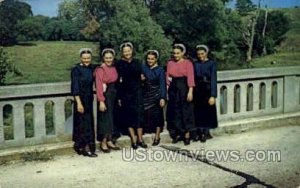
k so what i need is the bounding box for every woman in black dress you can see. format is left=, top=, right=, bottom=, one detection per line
left=193, top=45, right=218, bottom=142
left=71, top=48, right=97, bottom=157
left=142, top=50, right=167, bottom=146
left=95, top=48, right=120, bottom=153
left=115, top=42, right=147, bottom=149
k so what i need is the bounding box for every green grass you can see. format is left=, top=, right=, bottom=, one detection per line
left=251, top=8, right=300, bottom=68
left=4, top=41, right=99, bottom=85
left=2, top=9, right=300, bottom=85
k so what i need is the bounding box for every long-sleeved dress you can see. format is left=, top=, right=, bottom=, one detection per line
left=95, top=64, right=118, bottom=141
left=193, top=59, right=218, bottom=129
left=71, top=63, right=96, bottom=149
left=142, top=63, right=167, bottom=133
left=115, top=58, right=144, bottom=129
left=166, top=59, right=195, bottom=139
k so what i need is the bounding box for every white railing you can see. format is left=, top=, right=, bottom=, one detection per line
left=1, top=66, right=300, bottom=149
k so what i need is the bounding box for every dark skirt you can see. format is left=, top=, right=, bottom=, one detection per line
left=194, top=79, right=218, bottom=129
left=166, top=77, right=195, bottom=139
left=120, top=85, right=144, bottom=129
left=97, top=83, right=117, bottom=141
left=72, top=94, right=95, bottom=148
left=143, top=80, right=164, bottom=133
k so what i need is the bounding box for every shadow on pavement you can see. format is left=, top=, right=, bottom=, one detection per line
left=160, top=145, right=276, bottom=188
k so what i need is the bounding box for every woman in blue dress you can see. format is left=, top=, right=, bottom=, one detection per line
left=71, top=48, right=97, bottom=157
left=142, top=50, right=167, bottom=146
left=193, top=45, right=218, bottom=142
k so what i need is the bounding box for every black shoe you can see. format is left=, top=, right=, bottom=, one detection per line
left=108, top=145, right=121, bottom=150
left=152, top=138, right=160, bottom=146
left=206, top=132, right=213, bottom=139
left=199, top=134, right=206, bottom=143
left=81, top=150, right=92, bottom=157
left=100, top=145, right=111, bottom=153
left=172, top=136, right=181, bottom=144
left=131, top=143, right=138, bottom=150
left=73, top=146, right=82, bottom=155
left=192, top=136, right=199, bottom=142
left=90, top=152, right=98, bottom=157
left=184, top=138, right=190, bottom=145
left=137, top=141, right=148, bottom=148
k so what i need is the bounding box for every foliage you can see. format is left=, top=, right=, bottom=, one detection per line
left=236, top=0, right=256, bottom=16
left=0, top=47, right=22, bottom=85
left=98, top=0, right=173, bottom=64
left=0, top=0, right=32, bottom=45
left=17, top=15, right=50, bottom=41
left=254, top=10, right=291, bottom=55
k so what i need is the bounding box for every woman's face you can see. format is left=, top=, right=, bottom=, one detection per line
left=173, top=48, right=184, bottom=61
left=197, top=49, right=208, bottom=61
left=103, top=52, right=114, bottom=66
left=80, top=53, right=92, bottom=65
left=146, top=54, right=157, bottom=68
left=122, top=46, right=133, bottom=60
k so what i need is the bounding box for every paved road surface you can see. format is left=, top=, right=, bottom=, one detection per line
left=0, top=125, right=299, bottom=188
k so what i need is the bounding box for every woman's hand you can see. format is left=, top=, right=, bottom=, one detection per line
left=77, top=103, right=84, bottom=114
left=118, top=99, right=122, bottom=107
left=160, top=99, right=166, bottom=108
left=99, top=101, right=107, bottom=112
left=208, top=97, right=216, bottom=106
left=187, top=91, right=193, bottom=102
left=141, top=74, right=146, bottom=81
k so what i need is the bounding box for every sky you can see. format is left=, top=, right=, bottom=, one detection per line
left=24, top=0, right=300, bottom=17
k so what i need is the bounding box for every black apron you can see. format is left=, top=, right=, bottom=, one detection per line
left=166, top=77, right=195, bottom=139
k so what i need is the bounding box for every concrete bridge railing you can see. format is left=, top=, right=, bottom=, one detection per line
left=1, top=66, right=300, bottom=149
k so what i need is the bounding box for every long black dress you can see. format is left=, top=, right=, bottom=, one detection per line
left=115, top=58, right=144, bottom=129
left=142, top=63, right=167, bottom=133
left=71, top=63, right=96, bottom=150
left=166, top=59, right=195, bottom=140
left=193, top=59, right=218, bottom=130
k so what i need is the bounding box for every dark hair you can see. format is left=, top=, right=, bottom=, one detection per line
left=196, top=46, right=208, bottom=53
left=80, top=49, right=92, bottom=57
left=120, top=41, right=134, bottom=51
left=173, top=45, right=185, bottom=52
left=102, top=49, right=115, bottom=57
left=146, top=51, right=159, bottom=59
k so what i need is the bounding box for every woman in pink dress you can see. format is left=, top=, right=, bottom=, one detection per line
left=95, top=48, right=121, bottom=153
left=166, top=44, right=195, bottom=145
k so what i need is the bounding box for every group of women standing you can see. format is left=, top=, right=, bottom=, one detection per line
left=70, top=42, right=218, bottom=157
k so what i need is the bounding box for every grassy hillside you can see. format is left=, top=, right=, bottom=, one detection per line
left=4, top=41, right=99, bottom=85
left=2, top=8, right=299, bottom=85
left=251, top=8, right=300, bottom=67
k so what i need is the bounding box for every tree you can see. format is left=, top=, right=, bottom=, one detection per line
left=59, top=0, right=173, bottom=63
left=100, top=0, right=173, bottom=64
left=236, top=0, right=256, bottom=16
left=150, top=0, right=234, bottom=60
left=254, top=9, right=290, bottom=55
left=0, top=0, right=32, bottom=45
left=17, top=15, right=50, bottom=41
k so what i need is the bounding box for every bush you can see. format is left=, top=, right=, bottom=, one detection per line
left=0, top=47, right=22, bottom=85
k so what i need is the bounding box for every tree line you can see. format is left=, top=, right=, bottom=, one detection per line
left=0, top=0, right=291, bottom=67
